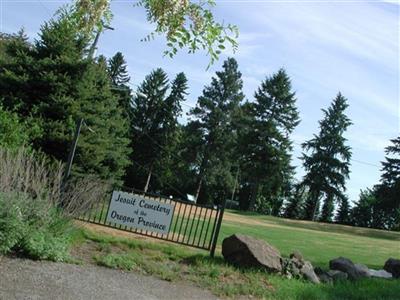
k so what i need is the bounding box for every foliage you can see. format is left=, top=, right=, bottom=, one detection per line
left=301, top=93, right=352, bottom=221
left=374, top=136, right=400, bottom=230
left=238, top=69, right=300, bottom=213
left=187, top=57, right=244, bottom=203
left=0, top=192, right=73, bottom=261
left=125, top=68, right=188, bottom=192
left=348, top=137, right=400, bottom=231
left=138, top=0, right=239, bottom=66
left=69, top=0, right=238, bottom=67
left=283, top=184, right=306, bottom=219
left=0, top=147, right=109, bottom=260
left=0, top=106, right=31, bottom=149
left=335, top=195, right=351, bottom=225
left=0, top=12, right=130, bottom=184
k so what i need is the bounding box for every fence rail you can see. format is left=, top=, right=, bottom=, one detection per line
left=76, top=187, right=225, bottom=256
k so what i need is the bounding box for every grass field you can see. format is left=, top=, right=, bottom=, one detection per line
left=72, top=209, right=400, bottom=300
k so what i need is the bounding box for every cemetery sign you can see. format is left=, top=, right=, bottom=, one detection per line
left=106, top=191, right=174, bottom=235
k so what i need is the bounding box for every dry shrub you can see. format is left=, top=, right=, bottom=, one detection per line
left=0, top=147, right=110, bottom=217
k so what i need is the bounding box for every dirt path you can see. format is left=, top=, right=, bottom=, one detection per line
left=0, top=257, right=218, bottom=300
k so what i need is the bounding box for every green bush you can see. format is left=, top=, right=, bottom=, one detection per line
left=0, top=192, right=74, bottom=262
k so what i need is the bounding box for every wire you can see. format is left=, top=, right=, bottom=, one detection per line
left=294, top=141, right=381, bottom=168
left=38, top=0, right=53, bottom=18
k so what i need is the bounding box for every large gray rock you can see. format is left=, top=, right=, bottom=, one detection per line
left=384, top=258, right=400, bottom=278
left=327, top=270, right=348, bottom=281
left=329, top=257, right=370, bottom=280
left=369, top=269, right=393, bottom=279
left=354, top=263, right=371, bottom=278
left=222, top=234, right=282, bottom=273
left=300, top=261, right=320, bottom=284
left=314, top=268, right=333, bottom=284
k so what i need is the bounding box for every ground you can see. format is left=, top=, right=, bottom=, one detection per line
left=2, top=209, right=400, bottom=299
left=0, top=256, right=217, bottom=300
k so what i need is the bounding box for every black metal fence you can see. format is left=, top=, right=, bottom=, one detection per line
left=76, top=187, right=225, bottom=257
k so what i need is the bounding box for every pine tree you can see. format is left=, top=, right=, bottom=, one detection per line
left=335, top=195, right=351, bottom=224
left=374, top=136, right=400, bottom=229
left=107, top=52, right=132, bottom=121
left=350, top=189, right=376, bottom=228
left=301, top=93, right=352, bottom=221
left=188, top=57, right=244, bottom=203
left=108, top=52, right=130, bottom=86
left=0, top=12, right=130, bottom=183
left=126, top=69, right=187, bottom=192
left=238, top=69, right=300, bottom=212
left=283, top=184, right=305, bottom=219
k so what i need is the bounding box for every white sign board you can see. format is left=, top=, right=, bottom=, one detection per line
left=106, top=191, right=174, bottom=235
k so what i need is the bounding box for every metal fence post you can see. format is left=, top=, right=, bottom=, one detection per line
left=210, top=198, right=226, bottom=258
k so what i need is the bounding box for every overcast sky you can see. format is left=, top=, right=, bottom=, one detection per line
left=2, top=0, right=399, bottom=203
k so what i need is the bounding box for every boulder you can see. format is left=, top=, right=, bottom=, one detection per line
left=318, top=273, right=333, bottom=284
left=327, top=270, right=348, bottom=281
left=290, top=250, right=304, bottom=263
left=300, top=261, right=320, bottom=284
left=384, top=258, right=400, bottom=278
left=354, top=263, right=371, bottom=278
left=369, top=269, right=393, bottom=279
left=282, top=255, right=319, bottom=283
left=329, top=257, right=369, bottom=280
left=222, top=234, right=282, bottom=273
left=281, top=257, right=301, bottom=279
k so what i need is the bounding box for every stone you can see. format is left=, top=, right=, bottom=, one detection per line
left=314, top=267, right=333, bottom=284
left=300, top=261, right=320, bottom=284
left=369, top=269, right=393, bottom=279
left=327, top=270, right=348, bottom=281
left=384, top=258, right=400, bottom=279
left=318, top=273, right=333, bottom=284
left=281, top=258, right=301, bottom=279
left=222, top=234, right=282, bottom=273
left=329, top=257, right=369, bottom=280
left=354, top=263, right=371, bottom=278
left=290, top=250, right=304, bottom=263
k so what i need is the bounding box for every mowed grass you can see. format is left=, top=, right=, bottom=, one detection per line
left=220, top=210, right=400, bottom=269
left=73, top=209, right=400, bottom=300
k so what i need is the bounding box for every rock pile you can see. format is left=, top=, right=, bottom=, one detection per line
left=222, top=234, right=319, bottom=283
left=221, top=234, right=399, bottom=284
left=384, top=258, right=400, bottom=278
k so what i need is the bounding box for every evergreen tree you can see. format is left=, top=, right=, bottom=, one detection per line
left=301, top=93, right=352, bottom=221
left=188, top=57, right=244, bottom=203
left=0, top=12, right=130, bottom=183
left=238, top=69, right=300, bottom=212
left=350, top=189, right=377, bottom=228
left=107, top=52, right=132, bottom=121
left=283, top=184, right=305, bottom=219
left=108, top=52, right=130, bottom=86
left=374, top=136, right=400, bottom=229
left=126, top=69, right=187, bottom=192
left=335, top=195, right=351, bottom=225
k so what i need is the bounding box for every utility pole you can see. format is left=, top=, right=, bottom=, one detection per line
left=62, top=118, right=83, bottom=186
left=230, top=167, right=239, bottom=201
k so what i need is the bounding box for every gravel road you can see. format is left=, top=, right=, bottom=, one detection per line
left=0, top=257, right=218, bottom=300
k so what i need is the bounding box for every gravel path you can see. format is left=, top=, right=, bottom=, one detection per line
left=0, top=257, right=218, bottom=300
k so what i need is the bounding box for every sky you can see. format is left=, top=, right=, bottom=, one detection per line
left=1, top=0, right=399, bottom=203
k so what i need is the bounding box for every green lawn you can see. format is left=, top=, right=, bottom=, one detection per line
left=73, top=209, right=400, bottom=300
left=219, top=210, right=400, bottom=269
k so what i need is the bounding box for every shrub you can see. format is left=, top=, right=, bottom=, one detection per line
left=0, top=147, right=109, bottom=261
